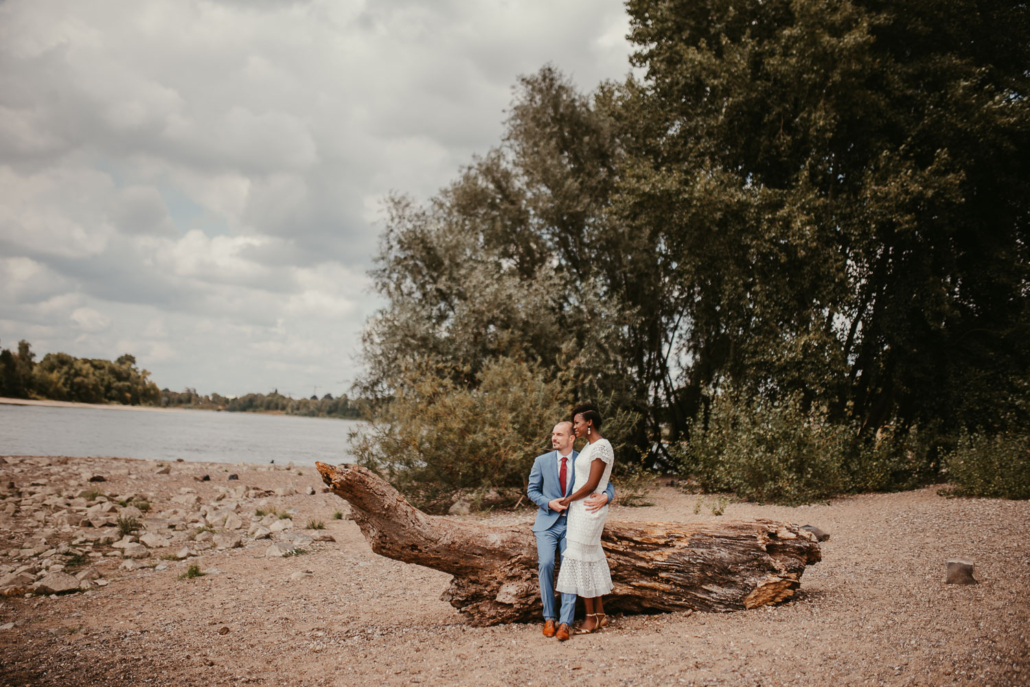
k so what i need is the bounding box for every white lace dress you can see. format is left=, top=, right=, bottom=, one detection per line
left=555, top=438, right=615, bottom=598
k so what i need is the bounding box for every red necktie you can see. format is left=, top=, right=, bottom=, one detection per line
left=559, top=456, right=568, bottom=497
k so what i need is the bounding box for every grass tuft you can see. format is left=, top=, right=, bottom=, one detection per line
left=331, top=510, right=343, bottom=520
left=306, top=519, right=325, bottom=530
left=178, top=564, right=204, bottom=580
left=117, top=515, right=141, bottom=536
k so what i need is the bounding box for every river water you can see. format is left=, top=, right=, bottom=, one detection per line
left=0, top=403, right=362, bottom=466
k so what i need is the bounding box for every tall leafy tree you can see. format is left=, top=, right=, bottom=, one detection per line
left=621, top=0, right=1030, bottom=436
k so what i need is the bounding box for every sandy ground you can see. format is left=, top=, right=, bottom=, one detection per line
left=0, top=454, right=1027, bottom=687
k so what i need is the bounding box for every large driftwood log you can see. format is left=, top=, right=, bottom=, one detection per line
left=316, top=462, right=821, bottom=626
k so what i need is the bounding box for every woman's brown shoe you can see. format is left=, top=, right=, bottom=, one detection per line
left=556, top=623, right=571, bottom=641
left=542, top=620, right=556, bottom=638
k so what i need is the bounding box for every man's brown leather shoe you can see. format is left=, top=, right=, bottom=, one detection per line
left=542, top=620, right=556, bottom=637
left=556, top=623, right=571, bottom=641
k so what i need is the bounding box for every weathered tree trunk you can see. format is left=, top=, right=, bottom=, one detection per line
left=316, top=462, right=822, bottom=626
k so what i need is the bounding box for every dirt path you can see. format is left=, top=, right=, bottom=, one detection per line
left=1, top=455, right=1027, bottom=686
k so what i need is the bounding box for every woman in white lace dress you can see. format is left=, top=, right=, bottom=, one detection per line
left=555, top=402, right=615, bottom=634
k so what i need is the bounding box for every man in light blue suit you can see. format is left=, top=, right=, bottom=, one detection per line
left=527, top=421, right=614, bottom=641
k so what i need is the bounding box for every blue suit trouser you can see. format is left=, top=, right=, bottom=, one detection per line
left=535, top=517, right=576, bottom=625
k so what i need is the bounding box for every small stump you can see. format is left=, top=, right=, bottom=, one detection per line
left=946, top=558, right=978, bottom=585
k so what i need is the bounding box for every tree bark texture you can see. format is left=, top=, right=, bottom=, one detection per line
left=316, top=462, right=822, bottom=626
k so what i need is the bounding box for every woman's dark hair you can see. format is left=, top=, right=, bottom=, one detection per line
left=571, top=402, right=603, bottom=430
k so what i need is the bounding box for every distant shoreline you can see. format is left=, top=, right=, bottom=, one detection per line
left=0, top=396, right=187, bottom=413
left=0, top=397, right=351, bottom=420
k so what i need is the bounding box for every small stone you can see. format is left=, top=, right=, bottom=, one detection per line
left=155, top=564, right=168, bottom=572
left=289, top=571, right=313, bottom=582
left=200, top=475, right=210, bottom=481
left=95, top=579, right=109, bottom=587
left=88, top=476, right=106, bottom=483
left=156, top=466, right=171, bottom=475
left=269, top=519, right=293, bottom=534
left=212, top=533, right=241, bottom=550
left=112, top=535, right=137, bottom=549
left=195, top=531, right=213, bottom=543
left=448, top=499, right=471, bottom=516
left=120, top=559, right=141, bottom=571
left=32, top=572, right=80, bottom=594
left=946, top=558, right=978, bottom=585
left=139, top=533, right=171, bottom=549
left=252, top=527, right=271, bottom=540
left=218, top=626, right=230, bottom=635
left=228, top=474, right=238, bottom=481
left=120, top=506, right=144, bottom=520
left=304, top=486, right=315, bottom=496
left=121, top=543, right=150, bottom=559
left=0, top=571, right=35, bottom=589
left=223, top=513, right=244, bottom=531
left=175, top=547, right=190, bottom=560
left=75, top=567, right=100, bottom=581
left=265, top=542, right=294, bottom=558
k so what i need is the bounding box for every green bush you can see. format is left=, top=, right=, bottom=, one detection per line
left=674, top=390, right=851, bottom=504
left=351, top=355, right=643, bottom=512
left=943, top=432, right=1030, bottom=499
left=673, top=389, right=940, bottom=505
left=350, top=357, right=567, bottom=512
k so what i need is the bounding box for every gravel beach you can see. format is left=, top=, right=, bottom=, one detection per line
left=1, top=454, right=1027, bottom=686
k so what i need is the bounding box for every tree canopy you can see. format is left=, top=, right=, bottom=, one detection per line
left=360, top=0, right=1029, bottom=479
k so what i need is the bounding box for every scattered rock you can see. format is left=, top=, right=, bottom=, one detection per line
left=265, top=542, right=294, bottom=558
left=228, top=474, right=238, bottom=481
left=32, top=572, right=81, bottom=595
left=175, top=547, right=191, bottom=560
left=200, top=475, right=210, bottom=481
left=223, top=513, right=244, bottom=531
left=139, top=533, right=171, bottom=549
left=112, top=535, right=138, bottom=549
left=212, top=533, right=242, bottom=550
left=75, top=567, right=101, bottom=581
left=88, top=476, right=106, bottom=483
left=218, top=626, right=230, bottom=635
left=156, top=466, right=171, bottom=475
left=946, top=558, right=978, bottom=585
left=304, top=486, right=315, bottom=496
left=121, top=543, right=150, bottom=559
left=251, top=527, right=272, bottom=540
left=289, top=571, right=313, bottom=582
left=120, top=506, right=144, bottom=520
left=449, top=499, right=471, bottom=516
left=269, top=519, right=293, bottom=534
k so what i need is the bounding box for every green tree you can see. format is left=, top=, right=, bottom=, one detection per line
left=620, top=0, right=1030, bottom=440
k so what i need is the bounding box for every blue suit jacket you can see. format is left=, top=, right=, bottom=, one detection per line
left=527, top=449, right=616, bottom=533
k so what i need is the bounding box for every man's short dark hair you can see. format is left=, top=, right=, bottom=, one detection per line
left=571, top=402, right=602, bottom=430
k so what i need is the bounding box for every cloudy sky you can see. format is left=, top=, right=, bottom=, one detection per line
left=0, top=0, right=633, bottom=397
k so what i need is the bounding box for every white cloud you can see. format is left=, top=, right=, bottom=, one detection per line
left=0, top=0, right=632, bottom=394
left=71, top=307, right=111, bottom=332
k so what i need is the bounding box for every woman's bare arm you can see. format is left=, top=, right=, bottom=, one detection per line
left=559, top=458, right=606, bottom=506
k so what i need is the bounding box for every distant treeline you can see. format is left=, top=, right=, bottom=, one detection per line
left=0, top=339, right=161, bottom=405
left=161, top=388, right=364, bottom=419
left=0, top=338, right=365, bottom=419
